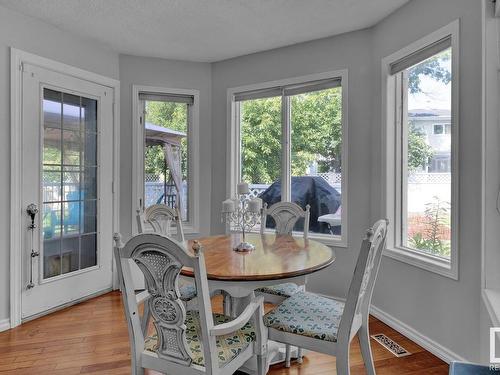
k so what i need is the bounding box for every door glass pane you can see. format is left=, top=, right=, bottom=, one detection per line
left=239, top=96, right=282, bottom=230
left=43, top=166, right=61, bottom=203
left=42, top=88, right=98, bottom=279
left=143, top=100, right=190, bottom=221
left=62, top=130, right=81, bottom=166
left=290, top=87, right=342, bottom=235
left=403, top=47, right=452, bottom=258
left=82, top=166, right=97, bottom=200
left=62, top=94, right=81, bottom=131
left=43, top=128, right=61, bottom=165
left=80, top=234, right=97, bottom=269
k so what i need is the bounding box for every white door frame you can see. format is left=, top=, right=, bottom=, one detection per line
left=10, top=48, right=120, bottom=328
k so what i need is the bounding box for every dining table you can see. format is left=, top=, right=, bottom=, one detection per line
left=182, top=232, right=336, bottom=372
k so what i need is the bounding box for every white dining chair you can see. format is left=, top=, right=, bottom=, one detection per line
left=114, top=233, right=269, bottom=375
left=136, top=204, right=185, bottom=242
left=263, top=219, right=389, bottom=374
left=256, top=201, right=311, bottom=365
left=136, top=204, right=195, bottom=336
left=257, top=202, right=310, bottom=302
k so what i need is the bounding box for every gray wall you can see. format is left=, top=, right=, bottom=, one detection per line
left=211, top=29, right=374, bottom=299
left=211, top=0, right=482, bottom=361
left=0, top=5, right=119, bottom=322
left=119, top=55, right=212, bottom=240
left=370, top=0, right=482, bottom=362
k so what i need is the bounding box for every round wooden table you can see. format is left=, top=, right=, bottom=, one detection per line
left=183, top=232, right=335, bottom=284
left=183, top=232, right=335, bottom=372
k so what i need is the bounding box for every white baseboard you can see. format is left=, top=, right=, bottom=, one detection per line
left=311, top=291, right=465, bottom=364
left=0, top=318, right=10, bottom=332
left=369, top=304, right=466, bottom=364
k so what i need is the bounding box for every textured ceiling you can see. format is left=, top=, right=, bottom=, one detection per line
left=0, top=0, right=410, bottom=62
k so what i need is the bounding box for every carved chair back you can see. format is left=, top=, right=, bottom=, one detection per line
left=260, top=202, right=310, bottom=239
left=338, top=219, right=388, bottom=344
left=114, top=233, right=220, bottom=373
left=137, top=204, right=185, bottom=242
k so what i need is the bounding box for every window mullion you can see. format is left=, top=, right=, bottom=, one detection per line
left=235, top=102, right=242, bottom=190
left=139, top=99, right=146, bottom=211
left=281, top=92, right=291, bottom=202
left=400, top=70, right=409, bottom=248
left=394, top=73, right=403, bottom=248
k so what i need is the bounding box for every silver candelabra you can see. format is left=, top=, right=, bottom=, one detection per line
left=221, top=183, right=262, bottom=252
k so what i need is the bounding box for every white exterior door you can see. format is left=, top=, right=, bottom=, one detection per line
left=20, top=63, right=114, bottom=320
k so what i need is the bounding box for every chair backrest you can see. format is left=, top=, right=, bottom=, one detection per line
left=114, top=233, right=218, bottom=372
left=338, top=219, right=388, bottom=342
left=136, top=204, right=185, bottom=242
left=260, top=202, right=310, bottom=239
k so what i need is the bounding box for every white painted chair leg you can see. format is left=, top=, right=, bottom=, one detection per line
left=223, top=292, right=231, bottom=316
left=131, top=354, right=144, bottom=375
left=285, top=344, right=292, bottom=368
left=358, top=325, right=376, bottom=375
left=141, top=303, right=150, bottom=336
left=336, top=345, right=350, bottom=375
left=257, top=354, right=267, bottom=375
left=297, top=347, right=303, bottom=364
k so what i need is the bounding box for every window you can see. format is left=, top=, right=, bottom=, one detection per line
left=133, top=87, right=200, bottom=233
left=433, top=124, right=444, bottom=134
left=230, top=72, right=347, bottom=245
left=383, top=21, right=458, bottom=278
left=433, top=123, right=451, bottom=135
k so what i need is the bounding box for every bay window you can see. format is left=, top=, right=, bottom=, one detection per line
left=229, top=71, right=348, bottom=245
left=383, top=21, right=459, bottom=278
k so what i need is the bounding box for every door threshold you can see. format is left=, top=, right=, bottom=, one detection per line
left=22, top=287, right=113, bottom=323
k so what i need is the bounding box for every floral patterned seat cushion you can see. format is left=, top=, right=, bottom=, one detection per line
left=264, top=291, right=345, bottom=342
left=179, top=283, right=197, bottom=301
left=144, top=311, right=255, bottom=367
left=255, top=282, right=301, bottom=298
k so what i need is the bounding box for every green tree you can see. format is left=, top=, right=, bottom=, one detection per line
left=408, top=123, right=433, bottom=171
left=240, top=88, right=342, bottom=184
left=408, top=48, right=451, bottom=94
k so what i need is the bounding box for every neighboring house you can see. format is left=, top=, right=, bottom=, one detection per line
left=409, top=109, right=451, bottom=173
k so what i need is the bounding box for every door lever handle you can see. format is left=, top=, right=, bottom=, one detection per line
left=27, top=203, right=38, bottom=229
left=26, top=203, right=39, bottom=289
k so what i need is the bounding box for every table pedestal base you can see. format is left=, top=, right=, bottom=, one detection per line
left=239, top=341, right=304, bottom=374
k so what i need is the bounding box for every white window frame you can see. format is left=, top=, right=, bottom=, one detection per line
left=227, top=70, right=348, bottom=247
left=132, top=85, right=200, bottom=235
left=381, top=20, right=459, bottom=279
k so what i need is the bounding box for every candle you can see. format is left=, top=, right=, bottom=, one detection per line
left=248, top=198, right=262, bottom=213
left=237, top=182, right=249, bottom=195
left=222, top=199, right=235, bottom=213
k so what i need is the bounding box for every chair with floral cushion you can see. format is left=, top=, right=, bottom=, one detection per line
left=264, top=219, right=389, bottom=374
left=114, top=232, right=269, bottom=375
left=136, top=204, right=196, bottom=336
left=256, top=201, right=310, bottom=365
left=256, top=202, right=310, bottom=303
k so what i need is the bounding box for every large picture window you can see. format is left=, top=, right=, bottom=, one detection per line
left=383, top=22, right=458, bottom=278
left=230, top=72, right=347, bottom=244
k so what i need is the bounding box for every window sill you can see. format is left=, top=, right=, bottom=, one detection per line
left=483, top=288, right=500, bottom=327
left=384, top=246, right=458, bottom=280
left=239, top=229, right=347, bottom=248
left=302, top=233, right=347, bottom=248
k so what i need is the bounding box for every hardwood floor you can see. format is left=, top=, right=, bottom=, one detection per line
left=0, top=292, right=448, bottom=374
